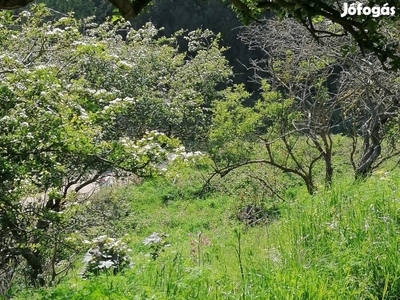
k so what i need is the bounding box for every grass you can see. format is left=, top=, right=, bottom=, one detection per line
left=7, top=168, right=400, bottom=299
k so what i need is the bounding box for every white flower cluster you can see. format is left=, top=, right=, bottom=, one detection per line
left=167, top=146, right=204, bottom=162
left=45, top=28, right=65, bottom=36
left=81, top=235, right=133, bottom=278
left=0, top=115, right=14, bottom=122
left=20, top=11, right=31, bottom=18
left=143, top=232, right=164, bottom=245
left=103, top=96, right=136, bottom=111
left=158, top=147, right=204, bottom=171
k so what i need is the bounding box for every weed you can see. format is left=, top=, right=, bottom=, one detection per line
left=188, top=231, right=211, bottom=265
left=142, top=232, right=170, bottom=260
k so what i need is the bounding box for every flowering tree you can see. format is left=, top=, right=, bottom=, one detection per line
left=0, top=5, right=230, bottom=289
left=2, top=0, right=400, bottom=71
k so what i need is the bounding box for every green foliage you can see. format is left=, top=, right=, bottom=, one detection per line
left=5, top=0, right=400, bottom=70
left=3, top=0, right=400, bottom=297
left=209, top=80, right=325, bottom=194
left=0, top=4, right=229, bottom=288
left=209, top=84, right=261, bottom=164
left=233, top=17, right=400, bottom=191
left=10, top=168, right=400, bottom=299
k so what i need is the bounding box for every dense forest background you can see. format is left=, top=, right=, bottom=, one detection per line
left=38, top=0, right=263, bottom=93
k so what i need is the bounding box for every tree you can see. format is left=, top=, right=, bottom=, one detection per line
left=250, top=17, right=400, bottom=181
left=2, top=0, right=400, bottom=71
left=208, top=17, right=400, bottom=195
left=208, top=84, right=329, bottom=195
left=337, top=53, right=400, bottom=178
left=0, top=5, right=229, bottom=289
left=70, top=24, right=231, bottom=148
left=208, top=18, right=343, bottom=195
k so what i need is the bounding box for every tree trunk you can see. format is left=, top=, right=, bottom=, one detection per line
left=324, top=152, right=333, bottom=187
left=355, top=118, right=382, bottom=179
left=20, top=249, right=46, bottom=287
left=23, top=194, right=64, bottom=286
left=5, top=194, right=63, bottom=287
left=302, top=175, right=315, bottom=195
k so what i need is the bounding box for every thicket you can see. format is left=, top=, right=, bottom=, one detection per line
left=0, top=5, right=229, bottom=289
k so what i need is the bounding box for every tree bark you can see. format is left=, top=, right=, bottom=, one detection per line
left=2, top=212, right=46, bottom=287
left=355, top=118, right=382, bottom=179
left=324, top=152, right=333, bottom=186
left=108, top=0, right=135, bottom=19
left=20, top=249, right=45, bottom=287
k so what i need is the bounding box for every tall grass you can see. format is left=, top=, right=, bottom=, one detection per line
left=10, top=170, right=400, bottom=299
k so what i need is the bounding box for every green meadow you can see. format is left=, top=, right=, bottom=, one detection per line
left=9, top=164, right=400, bottom=299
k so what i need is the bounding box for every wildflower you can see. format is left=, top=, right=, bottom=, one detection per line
left=143, top=232, right=163, bottom=245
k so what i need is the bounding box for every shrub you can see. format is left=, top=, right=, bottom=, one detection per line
left=80, top=236, right=133, bottom=278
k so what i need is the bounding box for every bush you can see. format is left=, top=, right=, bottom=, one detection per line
left=80, top=236, right=133, bottom=278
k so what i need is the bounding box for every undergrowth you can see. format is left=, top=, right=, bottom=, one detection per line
left=7, top=169, right=400, bottom=299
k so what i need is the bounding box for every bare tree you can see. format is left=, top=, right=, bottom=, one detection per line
left=240, top=17, right=400, bottom=183
left=237, top=18, right=346, bottom=192
left=337, top=55, right=400, bottom=178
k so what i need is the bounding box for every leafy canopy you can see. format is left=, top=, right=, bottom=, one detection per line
left=0, top=4, right=230, bottom=287
left=3, top=0, right=400, bottom=70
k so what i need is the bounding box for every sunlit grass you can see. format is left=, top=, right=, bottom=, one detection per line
left=11, top=168, right=400, bottom=299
